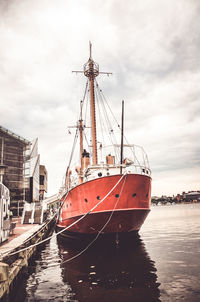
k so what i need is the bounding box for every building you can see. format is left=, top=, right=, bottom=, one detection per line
left=39, top=165, right=48, bottom=200
left=27, top=138, right=40, bottom=202
left=185, top=191, right=200, bottom=202
left=0, top=126, right=31, bottom=210
left=0, top=126, right=42, bottom=215
left=0, top=183, right=10, bottom=243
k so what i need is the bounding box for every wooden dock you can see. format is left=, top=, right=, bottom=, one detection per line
left=0, top=216, right=56, bottom=300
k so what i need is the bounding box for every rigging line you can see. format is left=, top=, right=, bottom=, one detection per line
left=95, top=84, right=106, bottom=149
left=95, top=81, right=140, bottom=165
left=81, top=79, right=89, bottom=129
left=97, top=85, right=119, bottom=162
left=97, top=84, right=131, bottom=163
left=97, top=84, right=113, bottom=133
left=0, top=215, right=56, bottom=259
left=98, top=84, right=139, bottom=166
left=95, top=79, right=117, bottom=135
left=22, top=213, right=57, bottom=245
left=95, top=87, right=109, bottom=145
left=83, top=131, right=90, bottom=152
left=96, top=81, right=118, bottom=146
left=95, top=83, right=107, bottom=139
left=83, top=89, right=91, bottom=154
left=96, top=84, right=112, bottom=138
left=3, top=172, right=127, bottom=258
left=100, top=86, right=120, bottom=128
left=95, top=83, right=119, bottom=162
left=68, top=128, right=79, bottom=169
left=82, top=79, right=89, bottom=105
left=87, top=80, right=143, bottom=169
left=97, top=99, right=106, bottom=151
left=83, top=86, right=92, bottom=154
left=65, top=128, right=78, bottom=189
left=62, top=174, right=127, bottom=264
left=84, top=85, right=90, bottom=127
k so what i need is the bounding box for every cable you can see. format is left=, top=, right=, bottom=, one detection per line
left=61, top=174, right=127, bottom=264
left=0, top=172, right=127, bottom=258
left=23, top=213, right=57, bottom=245
left=95, top=80, right=119, bottom=161
left=82, top=79, right=89, bottom=107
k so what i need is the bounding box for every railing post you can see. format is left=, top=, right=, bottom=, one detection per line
left=29, top=202, right=35, bottom=224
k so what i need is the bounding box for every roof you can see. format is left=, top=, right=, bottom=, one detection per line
left=186, top=191, right=200, bottom=196
left=0, top=125, right=31, bottom=145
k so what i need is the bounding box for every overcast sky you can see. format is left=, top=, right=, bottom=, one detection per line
left=0, top=0, right=200, bottom=197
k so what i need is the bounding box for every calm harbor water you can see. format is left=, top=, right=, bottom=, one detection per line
left=9, top=203, right=200, bottom=302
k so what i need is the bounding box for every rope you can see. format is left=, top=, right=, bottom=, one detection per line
left=94, top=79, right=143, bottom=167
left=61, top=174, right=127, bottom=264
left=95, top=80, right=119, bottom=160
left=82, top=79, right=89, bottom=107
left=83, top=131, right=90, bottom=150
left=0, top=172, right=127, bottom=258
left=98, top=82, right=120, bottom=128
left=23, top=213, right=57, bottom=245
left=95, top=87, right=106, bottom=151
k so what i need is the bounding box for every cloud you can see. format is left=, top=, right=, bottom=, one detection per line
left=0, top=0, right=200, bottom=196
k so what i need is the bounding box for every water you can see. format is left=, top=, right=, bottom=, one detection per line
left=9, top=203, right=200, bottom=302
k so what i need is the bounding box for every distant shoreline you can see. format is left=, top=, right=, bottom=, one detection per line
left=151, top=200, right=200, bottom=206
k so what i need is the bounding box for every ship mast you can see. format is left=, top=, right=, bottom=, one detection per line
left=72, top=42, right=112, bottom=166
left=84, top=42, right=99, bottom=165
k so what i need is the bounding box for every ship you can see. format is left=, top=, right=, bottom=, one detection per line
left=56, top=43, right=152, bottom=239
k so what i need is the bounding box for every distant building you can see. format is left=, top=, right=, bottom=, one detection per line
left=185, top=191, right=200, bottom=201
left=39, top=165, right=48, bottom=200
left=0, top=126, right=41, bottom=214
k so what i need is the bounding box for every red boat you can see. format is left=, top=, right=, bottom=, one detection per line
left=57, top=43, right=151, bottom=239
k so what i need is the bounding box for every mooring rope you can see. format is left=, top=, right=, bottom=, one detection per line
left=61, top=173, right=127, bottom=264
left=0, top=172, right=127, bottom=258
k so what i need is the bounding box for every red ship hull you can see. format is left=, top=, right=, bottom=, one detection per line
left=57, top=174, right=151, bottom=236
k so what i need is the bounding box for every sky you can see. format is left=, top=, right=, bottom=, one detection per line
left=0, top=0, right=200, bottom=197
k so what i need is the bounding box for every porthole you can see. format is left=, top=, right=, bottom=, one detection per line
left=115, top=194, right=120, bottom=198
left=98, top=172, right=102, bottom=177
left=132, top=193, right=136, bottom=197
left=96, top=196, right=101, bottom=200
left=145, top=193, right=148, bottom=198
left=85, top=198, right=88, bottom=203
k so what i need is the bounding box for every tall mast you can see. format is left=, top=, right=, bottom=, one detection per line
left=84, top=42, right=99, bottom=165
left=72, top=42, right=112, bottom=166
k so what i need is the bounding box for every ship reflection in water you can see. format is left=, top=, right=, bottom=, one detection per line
left=57, top=235, right=161, bottom=302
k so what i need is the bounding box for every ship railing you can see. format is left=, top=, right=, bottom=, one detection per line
left=100, top=144, right=150, bottom=171
left=65, top=162, right=151, bottom=191
left=83, top=163, right=151, bottom=182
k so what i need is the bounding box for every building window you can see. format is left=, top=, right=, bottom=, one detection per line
left=40, top=175, right=44, bottom=185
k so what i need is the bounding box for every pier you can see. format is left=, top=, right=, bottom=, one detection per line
left=0, top=215, right=56, bottom=300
